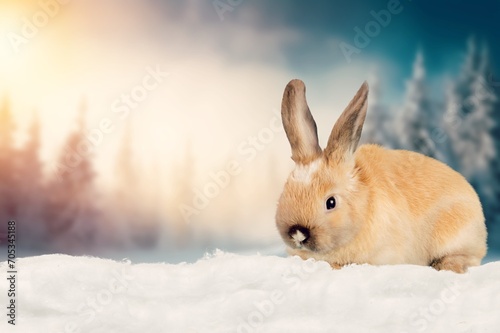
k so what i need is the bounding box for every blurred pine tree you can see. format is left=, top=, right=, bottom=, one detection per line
left=45, top=98, right=99, bottom=250
left=0, top=97, right=19, bottom=221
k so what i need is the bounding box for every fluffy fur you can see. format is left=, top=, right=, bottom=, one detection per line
left=276, top=79, right=487, bottom=273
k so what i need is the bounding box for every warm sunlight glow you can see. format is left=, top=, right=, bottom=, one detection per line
left=0, top=5, right=20, bottom=75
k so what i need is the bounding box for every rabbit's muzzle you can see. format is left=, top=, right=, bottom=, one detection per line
left=288, top=225, right=311, bottom=249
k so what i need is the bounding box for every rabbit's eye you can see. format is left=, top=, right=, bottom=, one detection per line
left=326, top=196, right=336, bottom=210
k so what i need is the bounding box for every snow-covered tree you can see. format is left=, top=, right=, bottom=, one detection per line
left=441, top=80, right=463, bottom=169
left=444, top=40, right=499, bottom=248
left=490, top=75, right=500, bottom=248
left=446, top=44, right=497, bottom=184
left=471, top=45, right=499, bottom=231
left=361, top=71, right=395, bottom=147
left=396, top=51, right=441, bottom=159
left=455, top=37, right=481, bottom=117
left=443, top=39, right=486, bottom=171
left=444, top=37, right=481, bottom=168
left=461, top=52, right=496, bottom=179
left=471, top=45, right=500, bottom=248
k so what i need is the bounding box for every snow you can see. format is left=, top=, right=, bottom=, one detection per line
left=1, top=252, right=500, bottom=333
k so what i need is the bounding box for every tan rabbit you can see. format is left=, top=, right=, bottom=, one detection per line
left=275, top=79, right=487, bottom=273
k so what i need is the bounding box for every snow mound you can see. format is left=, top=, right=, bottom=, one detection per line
left=1, top=252, right=499, bottom=333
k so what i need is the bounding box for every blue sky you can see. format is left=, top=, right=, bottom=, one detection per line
left=224, top=0, right=499, bottom=79
left=138, top=0, right=500, bottom=105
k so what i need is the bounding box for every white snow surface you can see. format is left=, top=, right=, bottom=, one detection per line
left=1, top=252, right=500, bottom=333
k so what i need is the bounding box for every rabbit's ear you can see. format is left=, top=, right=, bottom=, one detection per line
left=324, top=82, right=368, bottom=161
left=281, top=79, right=322, bottom=164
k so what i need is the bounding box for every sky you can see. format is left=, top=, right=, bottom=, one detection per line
left=249, top=0, right=500, bottom=76
left=0, top=0, right=498, bottom=242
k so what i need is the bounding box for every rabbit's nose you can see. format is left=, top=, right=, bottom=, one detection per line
left=288, top=225, right=310, bottom=247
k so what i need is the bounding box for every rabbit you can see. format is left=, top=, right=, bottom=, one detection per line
left=275, top=79, right=487, bottom=273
